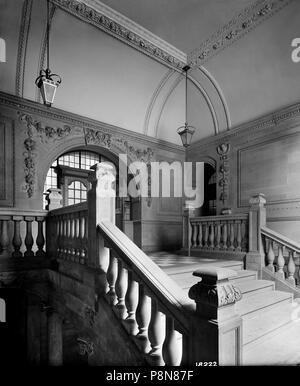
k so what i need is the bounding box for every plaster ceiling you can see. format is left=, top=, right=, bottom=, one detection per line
left=99, top=0, right=255, bottom=53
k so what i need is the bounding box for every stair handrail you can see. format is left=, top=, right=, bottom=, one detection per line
left=190, top=213, right=248, bottom=223
left=261, top=226, right=300, bottom=254
left=97, top=220, right=195, bottom=330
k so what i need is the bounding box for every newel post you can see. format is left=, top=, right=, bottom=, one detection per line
left=88, top=163, right=116, bottom=290
left=188, top=267, right=243, bottom=366
left=246, top=193, right=266, bottom=274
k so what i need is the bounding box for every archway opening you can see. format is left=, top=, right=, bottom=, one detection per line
left=200, top=163, right=216, bottom=216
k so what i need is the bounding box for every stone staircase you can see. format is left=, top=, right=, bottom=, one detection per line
left=149, top=252, right=300, bottom=366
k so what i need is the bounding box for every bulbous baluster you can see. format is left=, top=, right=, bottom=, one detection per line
left=209, top=222, right=214, bottom=249
left=135, top=284, right=151, bottom=353
left=276, top=244, right=285, bottom=279
left=192, top=223, right=198, bottom=248
left=267, top=240, right=275, bottom=272
left=287, top=250, right=296, bottom=286
left=12, top=216, right=23, bottom=258
left=106, top=253, right=118, bottom=305
left=198, top=222, right=203, bottom=248
left=215, top=222, right=221, bottom=250
left=162, top=316, right=183, bottom=366
left=124, top=270, right=139, bottom=335
left=203, top=222, right=209, bottom=249
left=36, top=217, right=45, bottom=257
left=24, top=216, right=34, bottom=258
left=229, top=221, right=235, bottom=250
left=148, top=298, right=165, bottom=366
left=221, top=222, right=228, bottom=250
left=114, top=259, right=128, bottom=319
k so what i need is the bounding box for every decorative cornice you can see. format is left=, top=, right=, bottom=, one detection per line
left=0, top=91, right=184, bottom=154
left=51, top=0, right=186, bottom=70
left=188, top=99, right=300, bottom=151
left=188, top=0, right=293, bottom=68
left=15, top=0, right=33, bottom=96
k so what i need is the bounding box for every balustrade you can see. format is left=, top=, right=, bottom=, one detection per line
left=261, top=226, right=300, bottom=287
left=190, top=214, right=248, bottom=253
left=0, top=209, right=47, bottom=258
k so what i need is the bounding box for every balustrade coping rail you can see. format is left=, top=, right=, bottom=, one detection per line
left=0, top=208, right=48, bottom=217
left=190, top=214, right=248, bottom=222
left=98, top=220, right=195, bottom=332
left=261, top=226, right=300, bottom=254
left=47, top=202, right=88, bottom=216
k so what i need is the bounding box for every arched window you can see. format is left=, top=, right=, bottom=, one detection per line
left=0, top=38, right=6, bottom=63
left=0, top=298, right=6, bottom=322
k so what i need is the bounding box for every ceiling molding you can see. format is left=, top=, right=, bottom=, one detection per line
left=0, top=91, right=185, bottom=154
left=50, top=0, right=187, bottom=70
left=15, top=0, right=33, bottom=97
left=188, top=0, right=294, bottom=68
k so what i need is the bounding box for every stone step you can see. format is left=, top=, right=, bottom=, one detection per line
left=236, top=280, right=275, bottom=299
left=236, top=290, right=293, bottom=318
left=242, top=300, right=300, bottom=347
left=229, top=269, right=257, bottom=283
left=243, top=316, right=300, bottom=365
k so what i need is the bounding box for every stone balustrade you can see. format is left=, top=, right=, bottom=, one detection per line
left=261, top=226, right=300, bottom=286
left=0, top=209, right=47, bottom=258
left=46, top=202, right=88, bottom=265
left=189, top=214, right=248, bottom=252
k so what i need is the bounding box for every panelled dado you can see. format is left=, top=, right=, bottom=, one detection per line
left=187, top=99, right=300, bottom=242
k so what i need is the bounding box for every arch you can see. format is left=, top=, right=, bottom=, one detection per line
left=0, top=38, right=6, bottom=63
left=0, top=298, right=6, bottom=322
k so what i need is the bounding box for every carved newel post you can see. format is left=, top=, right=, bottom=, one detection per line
left=88, top=163, right=116, bottom=290
left=246, top=193, right=267, bottom=273
left=188, top=267, right=242, bottom=366
left=46, top=188, right=63, bottom=211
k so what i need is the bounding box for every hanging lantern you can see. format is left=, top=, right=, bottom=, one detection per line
left=35, top=0, right=61, bottom=106
left=177, top=65, right=196, bottom=147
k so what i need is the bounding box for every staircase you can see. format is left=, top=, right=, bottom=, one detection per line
left=150, top=252, right=300, bottom=365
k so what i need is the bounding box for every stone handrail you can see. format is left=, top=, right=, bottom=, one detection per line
left=0, top=208, right=47, bottom=258
left=261, top=226, right=300, bottom=286
left=97, top=219, right=194, bottom=366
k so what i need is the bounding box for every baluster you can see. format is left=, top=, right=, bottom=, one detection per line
left=198, top=222, right=203, bottom=248
left=236, top=220, right=242, bottom=251
left=276, top=244, right=285, bottom=279
left=36, top=217, right=45, bottom=258
left=221, top=221, right=228, bottom=250
left=229, top=221, right=235, bottom=250
left=56, top=217, right=61, bottom=257
left=162, top=316, right=182, bottom=366
left=203, top=222, right=209, bottom=249
left=135, top=284, right=151, bottom=353
left=215, top=222, right=221, bottom=250
left=0, top=217, right=10, bottom=257
left=287, top=250, right=296, bottom=286
left=114, top=259, right=128, bottom=319
left=12, top=216, right=23, bottom=258
left=67, top=215, right=72, bottom=260
left=24, top=216, right=34, bottom=258
left=106, top=253, right=118, bottom=305
left=75, top=216, right=80, bottom=261
left=63, top=216, right=68, bottom=259
left=70, top=214, right=76, bottom=262
left=124, top=270, right=139, bottom=335
left=80, top=215, right=86, bottom=263
left=208, top=222, right=214, bottom=249
left=148, top=298, right=165, bottom=366
left=267, top=239, right=275, bottom=271
left=192, top=223, right=198, bottom=248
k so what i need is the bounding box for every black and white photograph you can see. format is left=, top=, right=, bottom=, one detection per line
left=0, top=0, right=300, bottom=371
